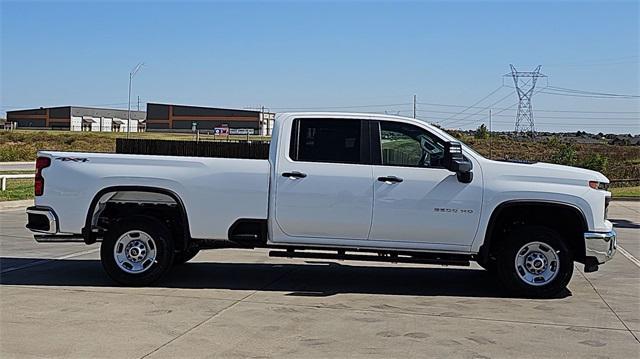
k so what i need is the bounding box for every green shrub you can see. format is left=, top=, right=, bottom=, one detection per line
left=580, top=153, right=608, bottom=173
left=474, top=124, right=489, bottom=139
left=551, top=144, right=577, bottom=166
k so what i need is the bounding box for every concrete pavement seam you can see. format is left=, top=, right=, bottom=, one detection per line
left=617, top=246, right=640, bottom=268
left=138, top=294, right=253, bottom=359
left=617, top=203, right=640, bottom=215
left=0, top=248, right=99, bottom=274
left=2, top=283, right=633, bottom=336
left=4, top=284, right=631, bottom=334
left=576, top=269, right=640, bottom=343
left=138, top=266, right=299, bottom=359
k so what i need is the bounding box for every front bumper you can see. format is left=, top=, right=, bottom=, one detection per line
left=584, top=230, right=617, bottom=264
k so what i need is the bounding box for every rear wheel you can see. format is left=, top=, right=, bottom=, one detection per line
left=100, top=216, right=174, bottom=286
left=496, top=226, right=573, bottom=298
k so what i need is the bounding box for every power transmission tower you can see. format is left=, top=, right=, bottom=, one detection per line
left=505, top=64, right=546, bottom=135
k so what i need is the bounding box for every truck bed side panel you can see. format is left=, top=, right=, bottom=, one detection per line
left=36, top=151, right=270, bottom=239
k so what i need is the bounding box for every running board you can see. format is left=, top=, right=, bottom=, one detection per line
left=34, top=234, right=92, bottom=243
left=269, top=249, right=470, bottom=266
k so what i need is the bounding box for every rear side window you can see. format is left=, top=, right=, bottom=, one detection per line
left=290, top=118, right=363, bottom=164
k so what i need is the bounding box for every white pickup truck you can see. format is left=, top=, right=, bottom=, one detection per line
left=26, top=113, right=616, bottom=297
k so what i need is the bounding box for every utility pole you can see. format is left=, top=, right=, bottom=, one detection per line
left=489, top=109, right=493, bottom=159
left=413, top=94, right=417, bottom=119
left=137, top=96, right=140, bottom=111
left=505, top=65, right=546, bottom=136
left=127, top=62, right=144, bottom=138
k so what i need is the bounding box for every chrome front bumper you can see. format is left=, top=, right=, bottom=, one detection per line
left=584, top=230, right=617, bottom=264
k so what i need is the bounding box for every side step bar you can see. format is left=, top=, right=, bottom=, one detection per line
left=34, top=235, right=94, bottom=243
left=269, top=249, right=470, bottom=266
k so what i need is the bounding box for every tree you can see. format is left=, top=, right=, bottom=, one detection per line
left=475, top=124, right=489, bottom=139
left=551, top=143, right=577, bottom=166
left=580, top=153, right=608, bottom=173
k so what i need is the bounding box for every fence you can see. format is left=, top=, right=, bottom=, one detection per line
left=116, top=138, right=271, bottom=159
left=609, top=179, right=640, bottom=188
left=1, top=174, right=34, bottom=191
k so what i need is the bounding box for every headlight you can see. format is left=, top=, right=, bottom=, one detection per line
left=589, top=181, right=609, bottom=190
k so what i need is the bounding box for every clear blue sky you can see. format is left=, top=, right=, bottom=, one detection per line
left=1, top=0, right=638, bottom=133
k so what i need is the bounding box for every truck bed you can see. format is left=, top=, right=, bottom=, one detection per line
left=36, top=151, right=270, bottom=239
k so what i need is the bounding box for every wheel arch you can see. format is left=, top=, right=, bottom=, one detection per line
left=82, top=185, right=191, bottom=249
left=478, top=200, right=588, bottom=265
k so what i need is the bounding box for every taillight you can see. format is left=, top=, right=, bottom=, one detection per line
left=35, top=156, right=51, bottom=196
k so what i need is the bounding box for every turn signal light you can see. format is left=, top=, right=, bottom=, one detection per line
left=589, top=181, right=609, bottom=190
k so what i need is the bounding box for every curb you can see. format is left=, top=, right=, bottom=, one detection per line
left=611, top=197, right=639, bottom=202
left=0, top=161, right=34, bottom=165
left=0, top=199, right=33, bottom=211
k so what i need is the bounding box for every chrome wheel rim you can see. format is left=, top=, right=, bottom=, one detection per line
left=514, top=241, right=560, bottom=286
left=113, top=230, right=157, bottom=274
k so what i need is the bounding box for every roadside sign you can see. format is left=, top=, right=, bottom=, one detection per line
left=229, top=128, right=255, bottom=135
left=214, top=127, right=229, bottom=135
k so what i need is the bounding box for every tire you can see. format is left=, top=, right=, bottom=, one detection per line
left=496, top=225, right=573, bottom=298
left=100, top=216, right=174, bottom=286
left=173, top=247, right=200, bottom=265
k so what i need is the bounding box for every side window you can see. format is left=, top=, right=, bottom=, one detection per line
left=290, top=118, right=363, bottom=164
left=379, top=121, right=445, bottom=168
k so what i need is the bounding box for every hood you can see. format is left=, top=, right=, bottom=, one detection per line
left=486, top=159, right=609, bottom=185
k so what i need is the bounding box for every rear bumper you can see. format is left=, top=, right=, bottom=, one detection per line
left=584, top=230, right=617, bottom=264
left=26, top=206, right=58, bottom=234
left=26, top=206, right=85, bottom=242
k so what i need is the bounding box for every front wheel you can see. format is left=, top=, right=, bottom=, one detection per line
left=100, top=216, right=174, bottom=286
left=496, top=226, right=574, bottom=298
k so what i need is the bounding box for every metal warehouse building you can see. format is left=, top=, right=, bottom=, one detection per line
left=145, top=103, right=275, bottom=135
left=6, top=106, right=146, bottom=132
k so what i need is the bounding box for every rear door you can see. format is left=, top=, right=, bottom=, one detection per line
left=274, top=118, right=374, bottom=240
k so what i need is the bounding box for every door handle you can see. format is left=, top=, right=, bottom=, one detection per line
left=282, top=171, right=307, bottom=179
left=377, top=176, right=403, bottom=184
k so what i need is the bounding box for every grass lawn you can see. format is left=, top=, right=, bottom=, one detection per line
left=610, top=186, right=640, bottom=198
left=0, top=178, right=33, bottom=201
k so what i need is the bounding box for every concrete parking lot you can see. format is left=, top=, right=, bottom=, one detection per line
left=1, top=202, right=639, bottom=358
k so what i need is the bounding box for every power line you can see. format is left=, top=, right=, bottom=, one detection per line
left=437, top=85, right=505, bottom=123
left=270, top=103, right=413, bottom=110
left=441, top=90, right=516, bottom=127
left=415, top=108, right=638, bottom=120
left=538, top=90, right=640, bottom=99
left=546, top=85, right=639, bottom=98
left=416, top=101, right=640, bottom=114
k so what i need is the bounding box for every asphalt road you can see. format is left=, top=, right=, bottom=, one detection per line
left=0, top=162, right=34, bottom=172
left=1, top=202, right=639, bottom=358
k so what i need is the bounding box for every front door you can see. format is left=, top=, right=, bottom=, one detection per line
left=369, top=120, right=482, bottom=248
left=274, top=118, right=374, bottom=240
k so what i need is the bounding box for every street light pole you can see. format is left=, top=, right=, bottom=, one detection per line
left=127, top=62, right=144, bottom=138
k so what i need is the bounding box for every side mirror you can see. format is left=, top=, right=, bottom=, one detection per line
left=444, top=141, right=473, bottom=183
